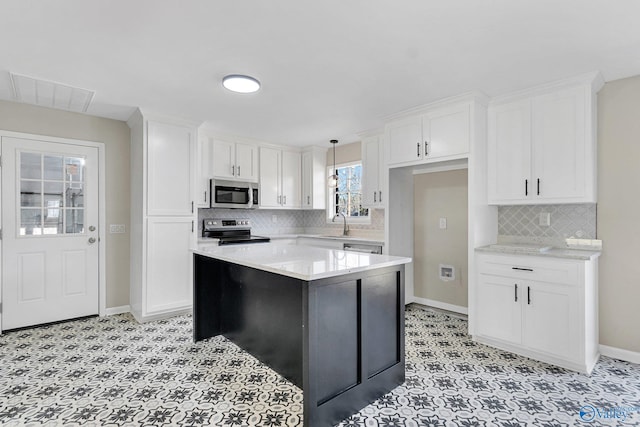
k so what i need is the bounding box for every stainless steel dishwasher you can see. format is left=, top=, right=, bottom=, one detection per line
left=343, top=242, right=383, bottom=254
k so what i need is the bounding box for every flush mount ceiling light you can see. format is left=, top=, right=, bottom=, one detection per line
left=222, top=74, right=261, bottom=93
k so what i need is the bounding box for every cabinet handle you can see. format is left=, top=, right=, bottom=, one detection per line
left=278, top=195, right=281, bottom=204
left=204, top=191, right=207, bottom=203
left=512, top=267, right=533, bottom=272
left=379, top=191, right=382, bottom=202
left=374, top=192, right=377, bottom=203
left=527, top=286, right=531, bottom=305
left=191, top=220, right=194, bottom=233
left=425, top=141, right=429, bottom=156
left=232, top=165, right=235, bottom=176
left=417, top=142, right=420, bottom=158
left=514, top=284, right=518, bottom=302
left=238, top=166, right=241, bottom=176
left=525, top=179, right=528, bottom=196
left=191, top=201, right=194, bottom=214
left=537, top=178, right=540, bottom=195
left=307, top=195, right=310, bottom=205
left=283, top=195, right=287, bottom=205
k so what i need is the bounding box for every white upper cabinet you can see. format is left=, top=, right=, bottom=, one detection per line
left=301, top=147, right=326, bottom=209
left=195, top=134, right=213, bottom=208
left=212, top=138, right=258, bottom=182
left=259, top=147, right=302, bottom=209
left=386, top=102, right=470, bottom=167
left=147, top=121, right=195, bottom=216
left=488, top=73, right=603, bottom=205
left=422, top=104, right=470, bottom=160
left=387, top=116, right=422, bottom=165
left=361, top=135, right=385, bottom=208
left=281, top=150, right=302, bottom=208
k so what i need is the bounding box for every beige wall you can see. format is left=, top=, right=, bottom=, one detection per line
left=0, top=100, right=131, bottom=309
left=413, top=169, right=468, bottom=307
left=597, top=76, right=640, bottom=353
left=326, top=141, right=361, bottom=166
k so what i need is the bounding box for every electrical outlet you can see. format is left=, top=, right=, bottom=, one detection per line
left=271, top=215, right=278, bottom=223
left=439, top=218, right=447, bottom=229
left=109, top=224, right=126, bottom=234
left=539, top=212, right=551, bottom=226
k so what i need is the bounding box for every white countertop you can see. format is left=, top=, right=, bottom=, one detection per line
left=193, top=242, right=410, bottom=281
left=476, top=244, right=601, bottom=260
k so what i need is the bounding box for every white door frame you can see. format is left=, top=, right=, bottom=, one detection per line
left=0, top=130, right=107, bottom=332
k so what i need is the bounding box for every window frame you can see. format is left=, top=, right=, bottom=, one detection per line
left=326, top=160, right=371, bottom=225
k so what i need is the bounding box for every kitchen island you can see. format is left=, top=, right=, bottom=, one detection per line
left=192, top=243, right=411, bottom=427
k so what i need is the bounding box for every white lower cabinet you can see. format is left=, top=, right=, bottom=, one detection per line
left=146, top=218, right=193, bottom=315
left=474, top=252, right=598, bottom=374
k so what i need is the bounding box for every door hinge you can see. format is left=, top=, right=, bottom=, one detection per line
left=0, top=229, right=3, bottom=240
left=0, top=155, right=2, bottom=167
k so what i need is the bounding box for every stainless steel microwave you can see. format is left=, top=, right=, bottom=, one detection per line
left=210, top=179, right=258, bottom=209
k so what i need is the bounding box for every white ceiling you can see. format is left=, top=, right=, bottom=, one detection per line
left=1, top=0, right=640, bottom=147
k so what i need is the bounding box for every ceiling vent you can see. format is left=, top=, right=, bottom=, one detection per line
left=9, top=72, right=95, bottom=113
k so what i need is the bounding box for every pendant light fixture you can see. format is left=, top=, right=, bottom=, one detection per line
left=327, top=139, right=339, bottom=188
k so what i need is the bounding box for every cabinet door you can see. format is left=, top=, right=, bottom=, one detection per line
left=259, top=147, right=281, bottom=207
left=532, top=87, right=588, bottom=202
left=195, top=136, right=213, bottom=208
left=422, top=104, right=470, bottom=159
left=487, top=100, right=532, bottom=204
left=476, top=274, right=522, bottom=344
left=212, top=139, right=236, bottom=179
left=301, top=151, right=313, bottom=208
left=146, top=217, right=193, bottom=315
left=386, top=116, right=422, bottom=165
left=361, top=136, right=380, bottom=207
left=523, top=282, right=578, bottom=361
left=281, top=150, right=301, bottom=208
left=235, top=143, right=258, bottom=182
left=147, top=121, right=194, bottom=216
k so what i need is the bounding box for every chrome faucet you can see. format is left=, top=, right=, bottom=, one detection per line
left=333, top=211, right=350, bottom=236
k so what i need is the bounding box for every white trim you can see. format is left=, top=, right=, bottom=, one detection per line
left=599, top=344, right=640, bottom=365
left=412, top=296, right=468, bottom=315
left=412, top=158, right=469, bottom=175
left=104, top=305, right=131, bottom=316
left=0, top=129, right=107, bottom=326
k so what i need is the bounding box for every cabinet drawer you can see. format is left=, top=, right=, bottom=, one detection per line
left=477, top=254, right=580, bottom=285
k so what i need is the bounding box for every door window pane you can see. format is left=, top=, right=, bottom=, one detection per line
left=44, top=181, right=64, bottom=208
left=20, top=152, right=41, bottom=179
left=20, top=180, right=42, bottom=207
left=65, top=209, right=84, bottom=234
left=65, top=184, right=84, bottom=207
left=65, top=157, right=84, bottom=181
left=20, top=208, right=43, bottom=236
left=43, top=155, right=64, bottom=180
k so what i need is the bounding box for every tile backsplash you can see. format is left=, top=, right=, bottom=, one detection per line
left=498, top=204, right=596, bottom=246
left=198, top=208, right=384, bottom=238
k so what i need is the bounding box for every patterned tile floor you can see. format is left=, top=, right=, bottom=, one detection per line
left=0, top=304, right=638, bottom=426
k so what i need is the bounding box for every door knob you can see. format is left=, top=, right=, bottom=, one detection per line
left=89, top=225, right=96, bottom=231
left=88, top=237, right=97, bottom=244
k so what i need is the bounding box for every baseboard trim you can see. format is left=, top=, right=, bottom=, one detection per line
left=412, top=297, right=468, bottom=316
left=104, top=305, right=130, bottom=316
left=599, top=344, right=640, bottom=365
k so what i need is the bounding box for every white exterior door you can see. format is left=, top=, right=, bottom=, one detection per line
left=1, top=136, right=99, bottom=330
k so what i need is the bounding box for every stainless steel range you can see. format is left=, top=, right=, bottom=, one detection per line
left=202, top=219, right=270, bottom=245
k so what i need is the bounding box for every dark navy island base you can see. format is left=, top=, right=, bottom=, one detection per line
left=193, top=253, right=405, bottom=427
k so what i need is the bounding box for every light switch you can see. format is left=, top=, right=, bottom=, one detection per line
left=109, top=224, right=126, bottom=233
left=439, top=218, right=447, bottom=229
